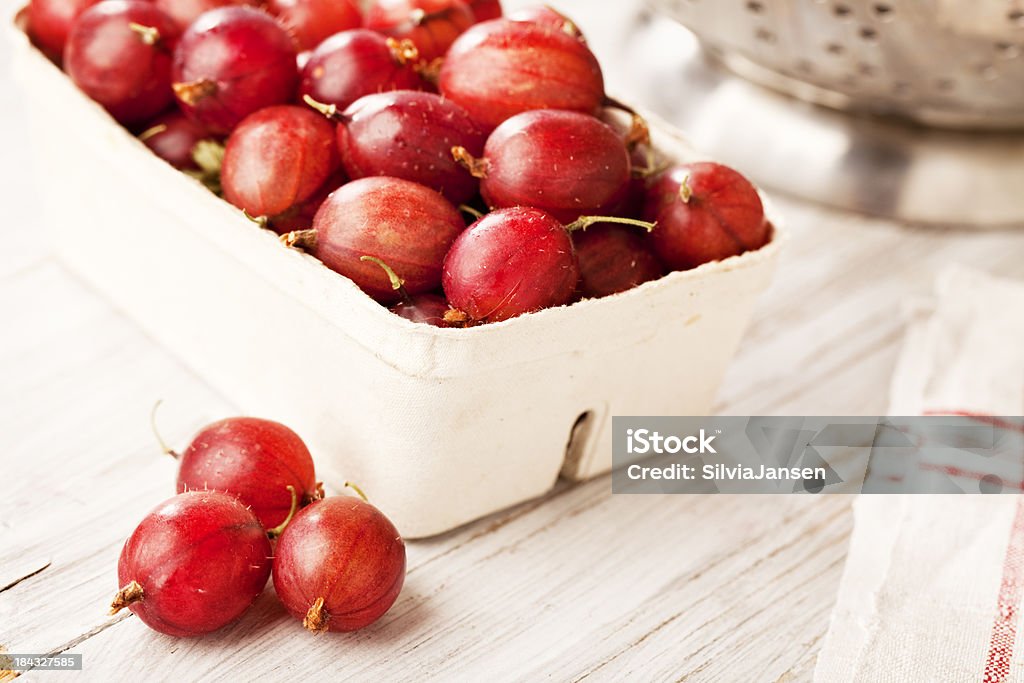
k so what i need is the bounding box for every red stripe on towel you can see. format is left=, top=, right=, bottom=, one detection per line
left=915, top=463, right=1024, bottom=493
left=983, top=497, right=1024, bottom=683
left=922, top=410, right=1024, bottom=435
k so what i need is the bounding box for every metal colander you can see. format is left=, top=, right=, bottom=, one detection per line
left=649, top=0, right=1024, bottom=129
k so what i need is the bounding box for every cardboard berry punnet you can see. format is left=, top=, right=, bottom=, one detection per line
left=10, top=8, right=783, bottom=537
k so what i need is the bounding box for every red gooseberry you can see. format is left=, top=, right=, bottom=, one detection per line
left=171, top=7, right=298, bottom=134
left=573, top=225, right=665, bottom=298
left=153, top=0, right=253, bottom=32
left=507, top=5, right=584, bottom=40
left=273, top=495, right=406, bottom=633
left=439, top=18, right=604, bottom=131
left=64, top=1, right=180, bottom=125
left=466, top=0, right=501, bottom=22
left=282, top=177, right=465, bottom=303
left=453, top=109, right=630, bottom=224
left=138, top=110, right=212, bottom=170
left=221, top=105, right=340, bottom=219
left=307, top=90, right=486, bottom=205
left=443, top=210, right=656, bottom=323
left=109, top=491, right=272, bottom=636
left=364, top=0, right=474, bottom=62
left=173, top=416, right=323, bottom=531
left=27, top=0, right=101, bottom=59
left=644, top=162, right=770, bottom=270
left=443, top=207, right=573, bottom=323
left=266, top=0, right=362, bottom=52
left=299, top=29, right=424, bottom=112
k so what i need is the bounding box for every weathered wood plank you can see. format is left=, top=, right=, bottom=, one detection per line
left=0, top=262, right=229, bottom=660
left=18, top=490, right=851, bottom=682
left=0, top=4, right=50, bottom=283
left=3, top=186, right=987, bottom=683
left=0, top=263, right=525, bottom=662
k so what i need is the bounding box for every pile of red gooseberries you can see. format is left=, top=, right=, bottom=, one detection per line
left=29, top=0, right=772, bottom=326
left=110, top=412, right=405, bottom=636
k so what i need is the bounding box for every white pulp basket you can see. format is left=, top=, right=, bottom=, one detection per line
left=9, top=10, right=783, bottom=537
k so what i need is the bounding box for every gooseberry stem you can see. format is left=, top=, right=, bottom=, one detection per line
left=632, top=155, right=668, bottom=180
left=539, top=5, right=581, bottom=38
left=360, top=255, right=411, bottom=304
left=344, top=481, right=369, bottom=503
left=603, top=96, right=652, bottom=146
left=281, top=229, right=318, bottom=250
left=138, top=123, right=167, bottom=142
left=129, top=22, right=160, bottom=46
left=266, top=486, right=298, bottom=539
left=242, top=209, right=269, bottom=228
left=304, top=597, right=329, bottom=633
left=308, top=482, right=325, bottom=503
left=624, top=113, right=651, bottom=150
left=415, top=57, right=443, bottom=85
left=172, top=79, right=217, bottom=106
left=458, top=204, right=484, bottom=220
left=564, top=216, right=656, bottom=233
left=443, top=308, right=471, bottom=326
left=386, top=37, right=420, bottom=66
left=149, top=400, right=179, bottom=459
left=678, top=175, right=693, bottom=203
left=110, top=580, right=144, bottom=615
left=302, top=94, right=347, bottom=122
left=451, top=146, right=489, bottom=179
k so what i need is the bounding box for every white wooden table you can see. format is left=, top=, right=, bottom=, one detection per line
left=3, top=1, right=1024, bottom=680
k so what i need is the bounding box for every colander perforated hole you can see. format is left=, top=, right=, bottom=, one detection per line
left=745, top=1, right=765, bottom=13
left=859, top=26, right=878, bottom=41
left=832, top=3, right=851, bottom=18
left=795, top=59, right=814, bottom=74
left=996, top=42, right=1021, bottom=59
left=934, top=78, right=955, bottom=92
left=755, top=27, right=776, bottom=42
left=825, top=42, right=845, bottom=55
left=892, top=81, right=912, bottom=96
left=872, top=3, right=894, bottom=21
left=857, top=63, right=876, bottom=76
left=1008, top=9, right=1024, bottom=27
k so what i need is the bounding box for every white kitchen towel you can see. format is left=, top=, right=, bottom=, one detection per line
left=815, top=266, right=1024, bottom=683
left=889, top=266, right=1024, bottom=416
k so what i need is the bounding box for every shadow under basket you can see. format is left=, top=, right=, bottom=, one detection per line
left=9, top=8, right=784, bottom=538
